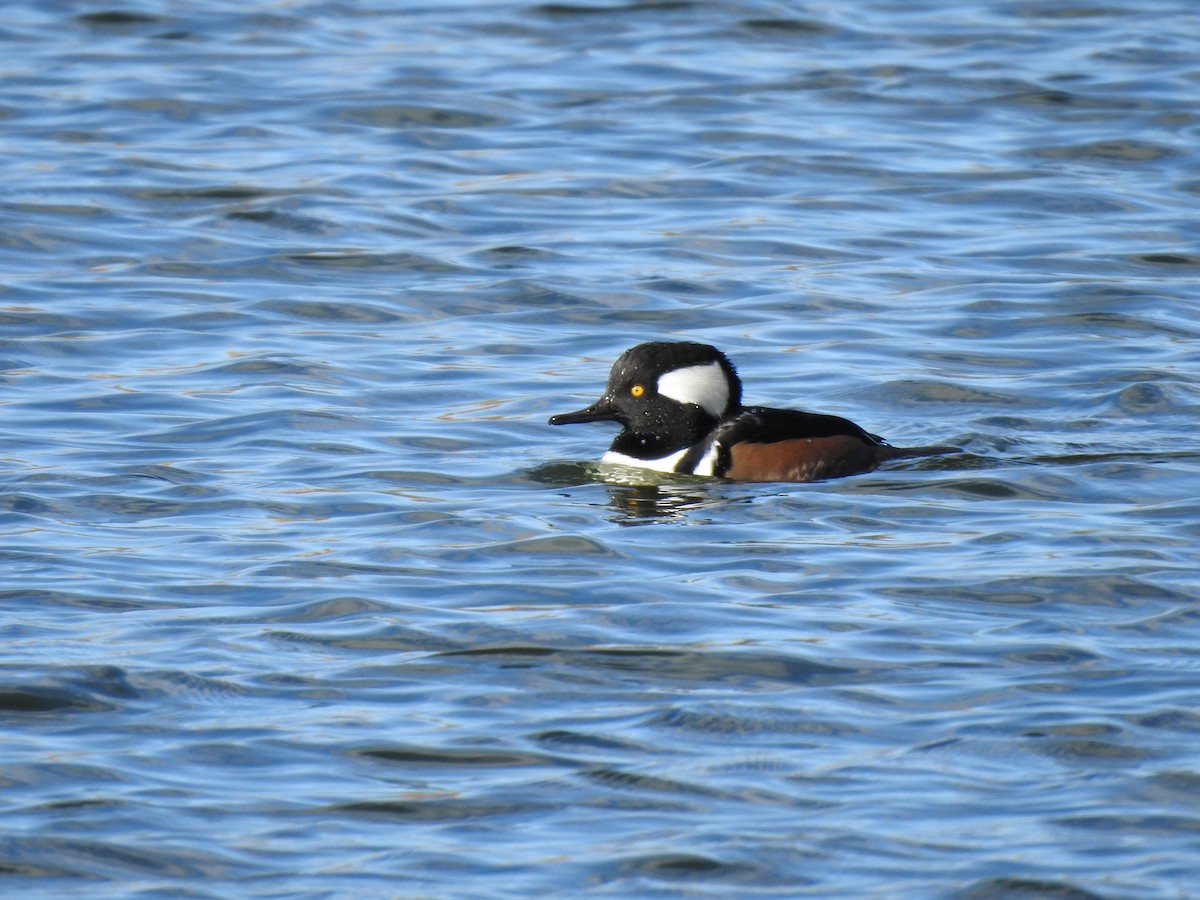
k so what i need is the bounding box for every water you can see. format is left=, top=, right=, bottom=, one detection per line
left=3, top=1, right=1199, bottom=896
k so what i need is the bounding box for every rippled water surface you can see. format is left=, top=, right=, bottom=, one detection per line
left=4, top=1, right=1200, bottom=896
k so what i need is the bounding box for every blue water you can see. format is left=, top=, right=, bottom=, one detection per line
left=3, top=1, right=1199, bottom=897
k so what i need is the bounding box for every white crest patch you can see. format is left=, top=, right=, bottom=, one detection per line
left=656, top=362, right=729, bottom=418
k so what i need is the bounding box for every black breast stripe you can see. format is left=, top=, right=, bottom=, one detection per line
left=673, top=433, right=720, bottom=474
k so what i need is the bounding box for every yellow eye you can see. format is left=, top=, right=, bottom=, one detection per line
left=630, top=384, right=645, bottom=397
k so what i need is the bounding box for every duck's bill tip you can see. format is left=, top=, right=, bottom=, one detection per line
left=548, top=399, right=617, bottom=426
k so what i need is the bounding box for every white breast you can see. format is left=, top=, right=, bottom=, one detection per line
left=601, top=448, right=689, bottom=473
left=600, top=442, right=722, bottom=477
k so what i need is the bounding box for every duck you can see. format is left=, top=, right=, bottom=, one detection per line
left=549, top=341, right=958, bottom=482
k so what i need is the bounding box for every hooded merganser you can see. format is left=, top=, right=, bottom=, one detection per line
left=549, top=341, right=959, bottom=482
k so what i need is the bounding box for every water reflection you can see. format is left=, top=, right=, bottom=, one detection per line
left=605, top=482, right=723, bottom=524
left=525, top=460, right=731, bottom=523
